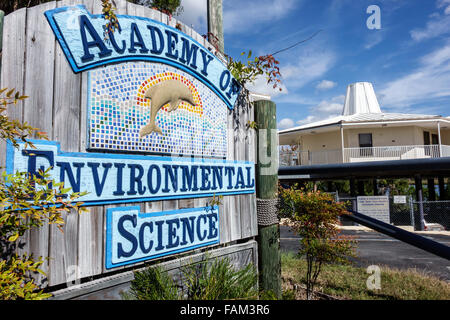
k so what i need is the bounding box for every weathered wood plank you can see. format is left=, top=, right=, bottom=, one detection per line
left=78, top=206, right=103, bottom=279
left=48, top=213, right=67, bottom=286
left=240, top=105, right=252, bottom=239
left=47, top=0, right=84, bottom=288
left=0, top=8, right=27, bottom=170
left=0, top=8, right=26, bottom=122
left=53, top=1, right=81, bottom=152
left=24, top=1, right=57, bottom=286
left=230, top=107, right=242, bottom=241
left=221, top=109, right=234, bottom=244
left=23, top=2, right=56, bottom=139
left=248, top=104, right=258, bottom=237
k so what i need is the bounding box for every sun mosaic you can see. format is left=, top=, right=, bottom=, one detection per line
left=87, top=62, right=228, bottom=157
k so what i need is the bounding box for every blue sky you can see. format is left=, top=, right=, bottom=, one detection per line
left=177, top=0, right=450, bottom=129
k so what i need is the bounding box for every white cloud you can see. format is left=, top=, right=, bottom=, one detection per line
left=278, top=118, right=295, bottom=130
left=223, top=0, right=298, bottom=35
left=296, top=95, right=344, bottom=125
left=177, top=0, right=207, bottom=33
left=410, top=1, right=450, bottom=41
left=364, top=31, right=385, bottom=49
left=379, top=43, right=450, bottom=109
left=245, top=74, right=287, bottom=98
left=281, top=50, right=336, bottom=89
left=316, top=80, right=337, bottom=90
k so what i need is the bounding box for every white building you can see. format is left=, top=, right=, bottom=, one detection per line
left=279, top=82, right=450, bottom=166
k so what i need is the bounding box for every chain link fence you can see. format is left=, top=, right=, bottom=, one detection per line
left=336, top=195, right=449, bottom=231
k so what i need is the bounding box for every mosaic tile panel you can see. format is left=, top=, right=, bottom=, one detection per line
left=87, top=62, right=228, bottom=158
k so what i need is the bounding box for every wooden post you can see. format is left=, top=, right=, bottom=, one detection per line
left=206, top=0, right=224, bottom=53
left=254, top=99, right=281, bottom=298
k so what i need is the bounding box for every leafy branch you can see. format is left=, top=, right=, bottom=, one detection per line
left=0, top=88, right=47, bottom=151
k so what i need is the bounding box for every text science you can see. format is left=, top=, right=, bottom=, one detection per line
left=106, top=205, right=219, bottom=268
left=6, top=140, right=255, bottom=206
left=44, top=5, right=240, bottom=109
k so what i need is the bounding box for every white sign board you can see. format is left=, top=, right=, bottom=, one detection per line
left=393, top=195, right=407, bottom=204
left=357, top=196, right=390, bottom=224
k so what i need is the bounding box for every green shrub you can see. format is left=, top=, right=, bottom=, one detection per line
left=182, top=257, right=258, bottom=300
left=123, top=256, right=259, bottom=300
left=122, top=266, right=180, bottom=300
left=278, top=185, right=356, bottom=300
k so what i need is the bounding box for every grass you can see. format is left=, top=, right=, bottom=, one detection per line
left=281, top=252, right=450, bottom=300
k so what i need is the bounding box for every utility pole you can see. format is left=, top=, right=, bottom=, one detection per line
left=206, top=0, right=224, bottom=53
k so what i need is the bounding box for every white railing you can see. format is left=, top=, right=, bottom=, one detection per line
left=279, top=149, right=342, bottom=166
left=344, top=145, right=441, bottom=163
left=279, top=144, right=450, bottom=166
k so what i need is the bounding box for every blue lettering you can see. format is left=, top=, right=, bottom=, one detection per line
left=147, top=164, right=161, bottom=194
left=246, top=167, right=255, bottom=188
left=155, top=220, right=165, bottom=251
left=88, top=162, right=112, bottom=197
left=180, top=216, right=195, bottom=245
left=219, top=70, right=231, bottom=91
left=139, top=221, right=153, bottom=254
left=113, top=163, right=126, bottom=196
left=224, top=167, right=235, bottom=190
left=211, top=166, right=223, bottom=190
left=200, top=165, right=211, bottom=191
left=164, top=30, right=178, bottom=59
left=199, top=49, right=214, bottom=76
left=22, top=149, right=54, bottom=179
left=162, top=164, right=179, bottom=193
left=127, top=164, right=146, bottom=195
left=166, top=218, right=180, bottom=249
left=79, top=15, right=112, bottom=62
left=196, top=214, right=208, bottom=241
left=178, top=37, right=198, bottom=69
left=128, top=22, right=149, bottom=54
left=234, top=167, right=246, bottom=189
left=147, top=25, right=164, bottom=55
left=207, top=212, right=218, bottom=239
left=56, top=162, right=85, bottom=193
left=180, top=165, right=198, bottom=192
left=117, top=214, right=138, bottom=258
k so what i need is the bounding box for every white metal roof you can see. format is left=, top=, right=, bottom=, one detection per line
left=279, top=81, right=449, bottom=135
left=278, top=112, right=447, bottom=134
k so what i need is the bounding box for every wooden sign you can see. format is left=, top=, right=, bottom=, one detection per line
left=105, top=205, right=219, bottom=268
left=1, top=0, right=257, bottom=280
left=6, top=139, right=255, bottom=206
left=44, top=5, right=240, bottom=158
left=44, top=5, right=240, bottom=108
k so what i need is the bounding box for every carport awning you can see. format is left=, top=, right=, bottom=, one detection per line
left=278, top=157, right=450, bottom=180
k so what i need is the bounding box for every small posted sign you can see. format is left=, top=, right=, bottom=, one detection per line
left=393, top=195, right=407, bottom=204
left=357, top=196, right=390, bottom=224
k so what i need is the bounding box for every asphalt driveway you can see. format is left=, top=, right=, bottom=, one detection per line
left=280, top=225, right=450, bottom=281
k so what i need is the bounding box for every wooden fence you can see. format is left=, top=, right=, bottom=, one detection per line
left=0, top=0, right=257, bottom=288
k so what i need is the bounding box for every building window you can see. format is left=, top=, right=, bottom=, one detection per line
left=359, top=133, right=373, bottom=156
